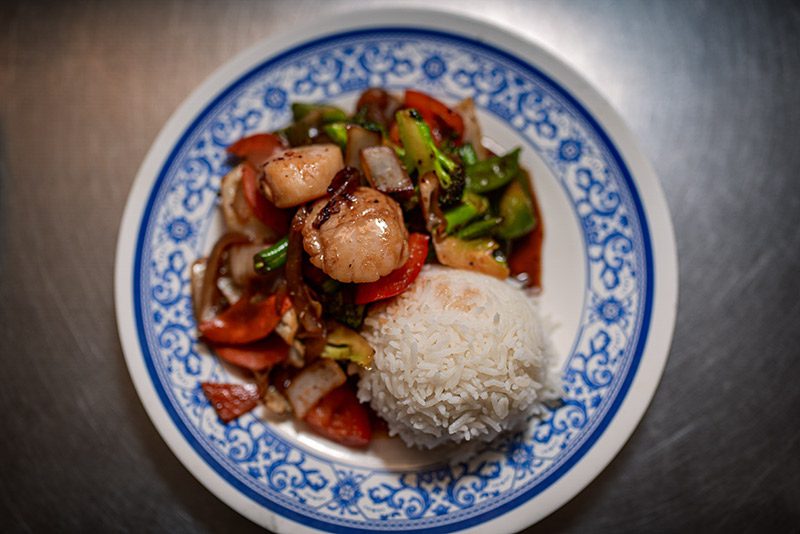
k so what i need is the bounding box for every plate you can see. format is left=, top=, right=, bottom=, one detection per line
left=115, top=8, right=677, bottom=533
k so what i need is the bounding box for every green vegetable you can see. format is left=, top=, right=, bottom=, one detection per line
left=322, top=323, right=374, bottom=367
left=465, top=148, right=521, bottom=193
left=352, top=107, right=387, bottom=136
left=323, top=123, right=348, bottom=149
left=395, top=109, right=465, bottom=206
left=291, top=102, right=347, bottom=123
left=320, top=278, right=342, bottom=294
left=253, top=237, right=288, bottom=274
left=496, top=181, right=536, bottom=239
left=319, top=284, right=366, bottom=330
left=457, top=216, right=503, bottom=240
left=443, top=192, right=489, bottom=233
left=284, top=104, right=348, bottom=146
left=458, top=143, right=478, bottom=166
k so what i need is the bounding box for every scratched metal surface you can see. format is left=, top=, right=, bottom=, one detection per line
left=1, top=0, right=798, bottom=532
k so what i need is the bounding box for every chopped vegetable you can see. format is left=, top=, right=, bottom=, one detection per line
left=355, top=87, right=401, bottom=130
left=275, top=307, right=299, bottom=345
left=354, top=233, right=430, bottom=304
left=220, top=164, right=275, bottom=241
left=344, top=125, right=381, bottom=170
left=454, top=98, right=488, bottom=160
left=323, top=122, right=348, bottom=149
left=360, top=146, right=414, bottom=198
left=190, top=258, right=208, bottom=322
left=304, top=385, right=372, bottom=447
left=202, top=382, right=261, bottom=423
left=285, top=358, right=347, bottom=419
left=240, top=162, right=290, bottom=235
left=226, top=133, right=286, bottom=167
left=457, top=216, right=503, bottom=240
left=444, top=191, right=489, bottom=234
left=229, top=242, right=270, bottom=286
left=465, top=148, right=521, bottom=194
left=322, top=322, right=375, bottom=367
left=418, top=172, right=446, bottom=236
left=311, top=166, right=361, bottom=229
left=285, top=209, right=326, bottom=353
left=198, top=294, right=292, bottom=344
left=291, top=102, right=348, bottom=123
left=319, top=289, right=366, bottom=330
left=496, top=181, right=536, bottom=239
left=194, top=232, right=250, bottom=323
left=458, top=143, right=479, bottom=167
left=213, top=335, right=289, bottom=372
left=403, top=89, right=464, bottom=143
left=253, top=236, right=288, bottom=274
left=284, top=104, right=348, bottom=146
left=434, top=236, right=510, bottom=279
left=395, top=109, right=465, bottom=207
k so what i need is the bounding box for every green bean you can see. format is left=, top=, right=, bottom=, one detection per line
left=253, top=236, right=288, bottom=274
left=465, top=148, right=521, bottom=193
left=457, top=216, right=503, bottom=240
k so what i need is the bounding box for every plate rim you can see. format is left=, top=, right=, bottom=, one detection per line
left=114, top=7, right=678, bottom=533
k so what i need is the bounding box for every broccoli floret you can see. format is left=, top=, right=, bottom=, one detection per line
left=395, top=109, right=465, bottom=208
left=437, top=162, right=465, bottom=207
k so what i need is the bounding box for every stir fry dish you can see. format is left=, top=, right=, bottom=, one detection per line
left=192, top=88, right=544, bottom=448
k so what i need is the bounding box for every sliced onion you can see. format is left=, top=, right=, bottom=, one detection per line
left=418, top=172, right=445, bottom=237
left=360, top=146, right=414, bottom=197
left=195, top=232, right=249, bottom=323
left=264, top=385, right=291, bottom=417
left=275, top=307, right=299, bottom=346
left=228, top=242, right=269, bottom=286
left=190, top=259, right=208, bottom=322
left=356, top=88, right=401, bottom=128
left=285, top=209, right=327, bottom=362
left=455, top=98, right=489, bottom=160
left=219, top=164, right=272, bottom=240
left=344, top=125, right=381, bottom=170
left=216, top=276, right=241, bottom=305
left=284, top=358, right=346, bottom=419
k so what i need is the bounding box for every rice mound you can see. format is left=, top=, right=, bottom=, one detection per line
left=358, top=265, right=559, bottom=449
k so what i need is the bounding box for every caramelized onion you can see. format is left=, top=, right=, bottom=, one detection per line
left=312, top=167, right=360, bottom=229
left=195, top=232, right=249, bottom=323
left=286, top=208, right=326, bottom=351
left=356, top=88, right=401, bottom=128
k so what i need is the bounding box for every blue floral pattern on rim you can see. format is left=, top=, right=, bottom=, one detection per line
left=134, top=29, right=652, bottom=532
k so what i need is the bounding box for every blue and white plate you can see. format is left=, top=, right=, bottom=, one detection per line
left=115, top=8, right=677, bottom=533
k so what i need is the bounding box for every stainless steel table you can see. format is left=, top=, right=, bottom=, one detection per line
left=1, top=1, right=798, bottom=531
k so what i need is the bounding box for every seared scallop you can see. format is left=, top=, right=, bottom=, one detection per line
left=259, top=144, right=343, bottom=208
left=302, top=187, right=409, bottom=283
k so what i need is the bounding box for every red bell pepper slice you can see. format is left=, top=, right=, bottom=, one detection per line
left=227, top=132, right=285, bottom=167
left=403, top=90, right=464, bottom=143
left=213, top=335, right=289, bottom=372
left=201, top=382, right=261, bottom=423
left=240, top=162, right=290, bottom=234
left=304, top=385, right=372, bottom=447
left=354, top=233, right=430, bottom=305
left=198, top=295, right=292, bottom=345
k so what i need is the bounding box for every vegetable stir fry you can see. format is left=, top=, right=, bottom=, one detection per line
left=193, top=88, right=543, bottom=447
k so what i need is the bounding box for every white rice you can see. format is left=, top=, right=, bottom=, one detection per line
left=357, top=265, right=559, bottom=449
